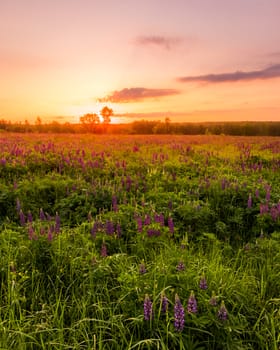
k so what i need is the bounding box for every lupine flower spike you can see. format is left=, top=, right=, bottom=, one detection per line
left=187, top=290, right=198, bottom=314
left=143, top=294, right=153, bottom=321
left=218, top=301, right=228, bottom=321
left=176, top=261, right=185, bottom=271
left=199, top=273, right=208, bottom=290
left=209, top=291, right=217, bottom=306
left=161, top=292, right=169, bottom=314
left=174, top=294, right=185, bottom=332
left=139, top=260, right=147, bottom=274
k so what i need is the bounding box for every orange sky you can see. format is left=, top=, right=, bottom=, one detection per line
left=1, top=0, right=280, bottom=124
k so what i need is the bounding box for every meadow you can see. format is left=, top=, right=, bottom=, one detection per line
left=0, top=133, right=279, bottom=350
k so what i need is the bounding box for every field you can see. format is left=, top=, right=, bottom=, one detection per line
left=0, top=133, right=280, bottom=350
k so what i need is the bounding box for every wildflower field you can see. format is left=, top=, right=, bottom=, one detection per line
left=0, top=133, right=279, bottom=350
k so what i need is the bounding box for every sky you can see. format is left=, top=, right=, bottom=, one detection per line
left=1, top=0, right=280, bottom=124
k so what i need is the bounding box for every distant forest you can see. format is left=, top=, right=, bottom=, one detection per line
left=1, top=118, right=280, bottom=136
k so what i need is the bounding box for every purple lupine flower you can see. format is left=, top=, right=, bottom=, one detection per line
left=174, top=294, right=185, bottom=332
left=265, top=189, right=271, bottom=202
left=139, top=261, right=147, bottom=274
left=55, top=212, right=61, bottom=234
left=155, top=213, right=165, bottom=226
left=28, top=225, right=37, bottom=240
left=16, top=199, right=21, bottom=214
left=47, top=227, right=53, bottom=242
left=255, top=188, right=260, bottom=198
left=39, top=208, right=46, bottom=221
left=144, top=214, right=151, bottom=226
left=143, top=294, right=153, bottom=321
left=176, top=261, right=185, bottom=272
left=168, top=217, right=174, bottom=234
left=247, top=194, right=252, bottom=208
left=161, top=293, right=169, bottom=314
left=136, top=216, right=143, bottom=232
left=91, top=221, right=99, bottom=238
left=199, top=274, right=208, bottom=290
left=187, top=291, right=198, bottom=314
left=105, top=220, right=115, bottom=235
left=217, top=301, right=228, bottom=321
left=112, top=195, right=118, bottom=212
left=209, top=291, right=217, bottom=306
left=116, top=223, right=121, bottom=238
left=19, top=209, right=26, bottom=226
left=101, top=242, right=107, bottom=257
left=27, top=211, right=33, bottom=223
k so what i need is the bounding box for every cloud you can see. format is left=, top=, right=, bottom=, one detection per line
left=98, top=87, right=180, bottom=103
left=135, top=35, right=182, bottom=50
left=177, top=64, right=280, bottom=83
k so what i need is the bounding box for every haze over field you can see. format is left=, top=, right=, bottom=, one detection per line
left=1, top=0, right=280, bottom=124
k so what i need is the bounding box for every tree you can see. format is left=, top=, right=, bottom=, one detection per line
left=80, top=113, right=100, bottom=132
left=100, top=106, right=113, bottom=125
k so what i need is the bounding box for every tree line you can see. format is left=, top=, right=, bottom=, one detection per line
left=1, top=117, right=280, bottom=136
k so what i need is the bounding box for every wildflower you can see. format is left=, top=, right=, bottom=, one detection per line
left=174, top=294, right=185, bottom=332
left=112, top=195, right=118, bottom=212
left=135, top=216, right=143, bottom=232
left=19, top=209, right=25, bottom=226
left=217, top=301, right=228, bottom=321
left=27, top=210, right=33, bottom=223
left=209, top=291, right=217, bottom=306
left=91, top=221, right=99, bottom=238
left=199, top=274, right=208, bottom=290
left=16, top=198, right=21, bottom=213
left=161, top=293, right=169, bottom=314
left=139, top=261, right=147, bottom=274
left=101, top=242, right=107, bottom=257
left=47, top=228, right=53, bottom=242
left=116, top=223, right=121, bottom=238
left=187, top=291, right=198, bottom=314
left=143, top=294, right=153, bottom=321
left=176, top=261, right=185, bottom=271
left=39, top=208, right=46, bottom=221
left=105, top=220, right=115, bottom=235
left=247, top=194, right=252, bottom=208
left=168, top=217, right=174, bottom=234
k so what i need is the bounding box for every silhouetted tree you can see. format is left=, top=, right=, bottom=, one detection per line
left=80, top=113, right=100, bottom=132
left=100, top=106, right=113, bottom=125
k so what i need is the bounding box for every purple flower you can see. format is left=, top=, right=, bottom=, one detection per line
left=16, top=199, right=21, bottom=214
left=199, top=274, right=208, bottom=290
left=136, top=216, right=143, bottom=232
left=209, top=291, right=217, bottom=306
left=174, top=294, right=185, bottom=332
left=39, top=208, right=46, bottom=221
left=143, top=294, right=153, bottom=321
left=116, top=223, right=121, bottom=238
left=247, top=194, right=252, bottom=208
left=144, top=215, right=151, bottom=226
left=168, top=217, right=174, bottom=234
left=218, top=301, right=228, bottom=321
left=19, top=209, right=25, bottom=226
left=139, top=261, right=147, bottom=274
left=176, top=261, right=185, bottom=272
left=112, top=195, right=118, bottom=212
left=91, top=221, right=99, bottom=238
left=161, top=293, right=169, bottom=314
left=27, top=211, right=33, bottom=223
left=101, top=242, right=107, bottom=257
left=187, top=291, right=198, bottom=314
left=105, top=220, right=115, bottom=235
